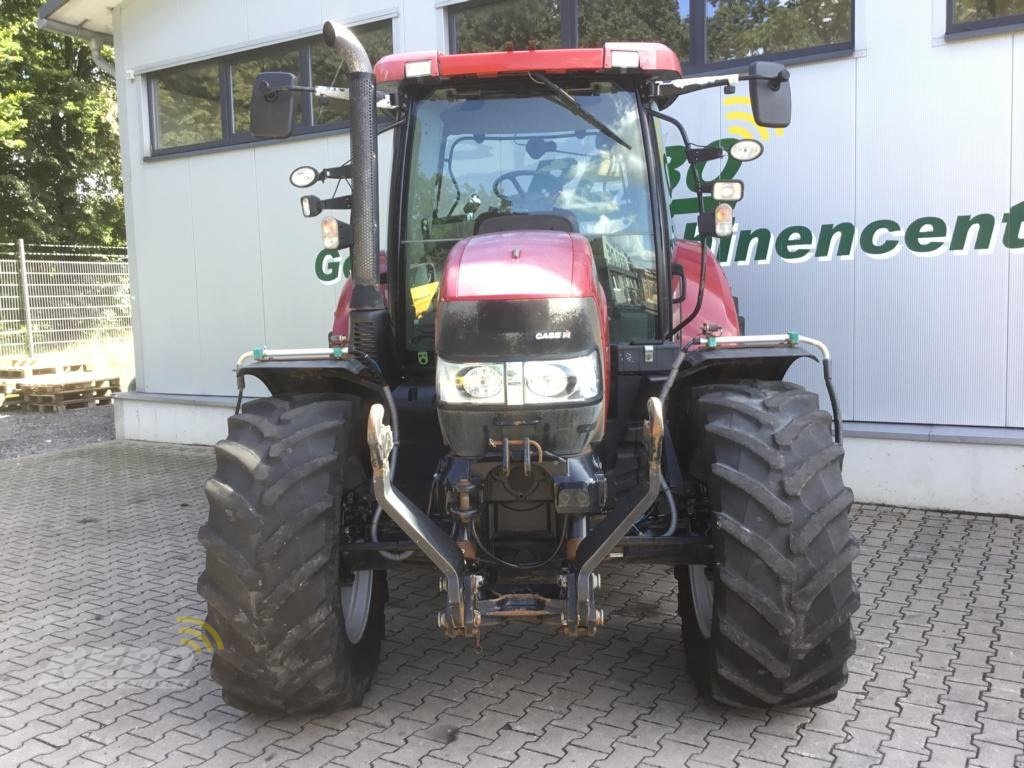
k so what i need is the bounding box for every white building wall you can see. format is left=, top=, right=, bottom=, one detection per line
left=111, top=0, right=1024, bottom=514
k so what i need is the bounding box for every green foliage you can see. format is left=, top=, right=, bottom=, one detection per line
left=450, top=0, right=688, bottom=58
left=451, top=0, right=562, bottom=52
left=953, top=0, right=1024, bottom=23
left=706, top=0, right=852, bottom=63
left=578, top=0, right=689, bottom=60
left=0, top=0, right=124, bottom=244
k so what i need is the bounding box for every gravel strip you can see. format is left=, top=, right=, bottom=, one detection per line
left=0, top=404, right=115, bottom=460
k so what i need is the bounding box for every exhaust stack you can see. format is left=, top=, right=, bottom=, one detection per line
left=323, top=21, right=388, bottom=358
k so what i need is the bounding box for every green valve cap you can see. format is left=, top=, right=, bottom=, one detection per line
left=787, top=331, right=800, bottom=345
left=331, top=347, right=344, bottom=359
left=253, top=347, right=265, bottom=361
left=707, top=336, right=718, bottom=349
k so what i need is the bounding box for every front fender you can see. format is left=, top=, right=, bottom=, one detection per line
left=237, top=357, right=384, bottom=401
left=662, top=342, right=819, bottom=420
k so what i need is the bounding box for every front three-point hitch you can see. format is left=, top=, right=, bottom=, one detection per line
left=365, top=398, right=665, bottom=639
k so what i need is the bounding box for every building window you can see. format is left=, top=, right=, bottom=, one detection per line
left=448, top=0, right=562, bottom=53
left=703, top=1, right=853, bottom=67
left=148, top=19, right=393, bottom=156
left=151, top=61, right=223, bottom=150
left=447, top=1, right=853, bottom=72
left=947, top=0, right=1024, bottom=34
left=577, top=0, right=690, bottom=61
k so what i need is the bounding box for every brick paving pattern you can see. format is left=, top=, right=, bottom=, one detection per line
left=0, top=441, right=1021, bottom=767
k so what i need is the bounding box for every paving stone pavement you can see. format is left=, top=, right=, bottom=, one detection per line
left=0, top=441, right=1022, bottom=768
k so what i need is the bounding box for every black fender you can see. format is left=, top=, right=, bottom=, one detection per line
left=660, top=343, right=820, bottom=480
left=237, top=358, right=385, bottom=402
left=662, top=344, right=816, bottom=407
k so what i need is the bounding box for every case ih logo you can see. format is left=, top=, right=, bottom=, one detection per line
left=535, top=331, right=571, bottom=340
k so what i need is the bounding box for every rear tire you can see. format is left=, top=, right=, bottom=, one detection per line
left=675, top=380, right=859, bottom=708
left=198, top=393, right=385, bottom=714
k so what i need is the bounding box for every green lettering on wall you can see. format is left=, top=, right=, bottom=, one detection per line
left=950, top=213, right=995, bottom=252
left=735, top=228, right=772, bottom=263
left=776, top=226, right=814, bottom=260
left=315, top=249, right=342, bottom=282
left=716, top=235, right=732, bottom=264
left=905, top=216, right=947, bottom=253
left=816, top=222, right=855, bottom=259
left=860, top=220, right=901, bottom=257
left=1003, top=201, right=1024, bottom=249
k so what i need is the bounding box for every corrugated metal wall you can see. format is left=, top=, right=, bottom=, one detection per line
left=115, top=0, right=1023, bottom=430
left=670, top=2, right=1024, bottom=429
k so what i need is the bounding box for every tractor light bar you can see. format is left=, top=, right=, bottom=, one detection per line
left=321, top=217, right=341, bottom=250
left=712, top=180, right=744, bottom=202
left=714, top=203, right=735, bottom=237
left=609, top=49, right=641, bottom=69
left=404, top=59, right=434, bottom=78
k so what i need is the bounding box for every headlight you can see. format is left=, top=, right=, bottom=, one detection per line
left=525, top=363, right=569, bottom=399
left=524, top=353, right=599, bottom=403
left=437, top=351, right=600, bottom=406
left=458, top=365, right=503, bottom=399
left=436, top=360, right=505, bottom=405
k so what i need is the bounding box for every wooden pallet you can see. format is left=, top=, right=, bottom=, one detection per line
left=0, top=360, right=89, bottom=379
left=20, top=376, right=121, bottom=413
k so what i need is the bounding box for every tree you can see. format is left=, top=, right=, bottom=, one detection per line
left=706, top=0, right=852, bottom=63
left=0, top=0, right=124, bottom=244
left=578, top=0, right=689, bottom=60
left=451, top=0, right=562, bottom=52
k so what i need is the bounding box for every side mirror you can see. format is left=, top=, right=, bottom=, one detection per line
left=250, top=72, right=297, bottom=139
left=748, top=61, right=791, bottom=129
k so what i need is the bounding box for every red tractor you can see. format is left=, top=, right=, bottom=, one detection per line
left=199, top=21, right=859, bottom=714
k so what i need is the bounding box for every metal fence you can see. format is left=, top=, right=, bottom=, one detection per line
left=0, top=240, right=131, bottom=358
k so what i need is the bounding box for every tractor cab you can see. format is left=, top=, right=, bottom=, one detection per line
left=378, top=46, right=679, bottom=356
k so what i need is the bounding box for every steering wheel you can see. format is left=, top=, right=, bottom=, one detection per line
left=493, top=170, right=564, bottom=210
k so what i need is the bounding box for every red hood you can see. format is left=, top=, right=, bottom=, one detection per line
left=440, top=231, right=600, bottom=302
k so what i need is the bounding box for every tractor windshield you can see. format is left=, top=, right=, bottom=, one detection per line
left=401, top=79, right=658, bottom=350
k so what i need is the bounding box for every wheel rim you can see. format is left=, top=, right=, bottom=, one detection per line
left=689, top=565, right=714, bottom=639
left=340, top=570, right=373, bottom=644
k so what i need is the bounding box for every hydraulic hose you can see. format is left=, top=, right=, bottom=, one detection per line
left=659, top=478, right=678, bottom=538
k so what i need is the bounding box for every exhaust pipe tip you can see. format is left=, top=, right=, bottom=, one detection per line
left=322, top=21, right=337, bottom=48
left=322, top=20, right=372, bottom=73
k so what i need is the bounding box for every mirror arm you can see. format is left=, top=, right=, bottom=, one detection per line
left=654, top=73, right=739, bottom=99
left=259, top=83, right=396, bottom=110
left=738, top=71, right=791, bottom=91
left=653, top=67, right=789, bottom=99
left=322, top=165, right=352, bottom=181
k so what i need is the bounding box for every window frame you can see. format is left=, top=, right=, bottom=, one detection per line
left=146, top=20, right=394, bottom=159
left=446, top=0, right=855, bottom=73
left=945, top=0, right=1024, bottom=36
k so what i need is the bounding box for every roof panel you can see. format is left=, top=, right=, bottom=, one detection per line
left=38, top=0, right=121, bottom=38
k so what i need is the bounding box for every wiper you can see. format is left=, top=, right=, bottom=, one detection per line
left=529, top=72, right=631, bottom=150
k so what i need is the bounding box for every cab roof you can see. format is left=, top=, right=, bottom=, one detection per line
left=374, top=43, right=681, bottom=86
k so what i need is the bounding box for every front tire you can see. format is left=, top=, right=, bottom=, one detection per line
left=675, top=380, right=859, bottom=708
left=198, top=394, right=386, bottom=714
